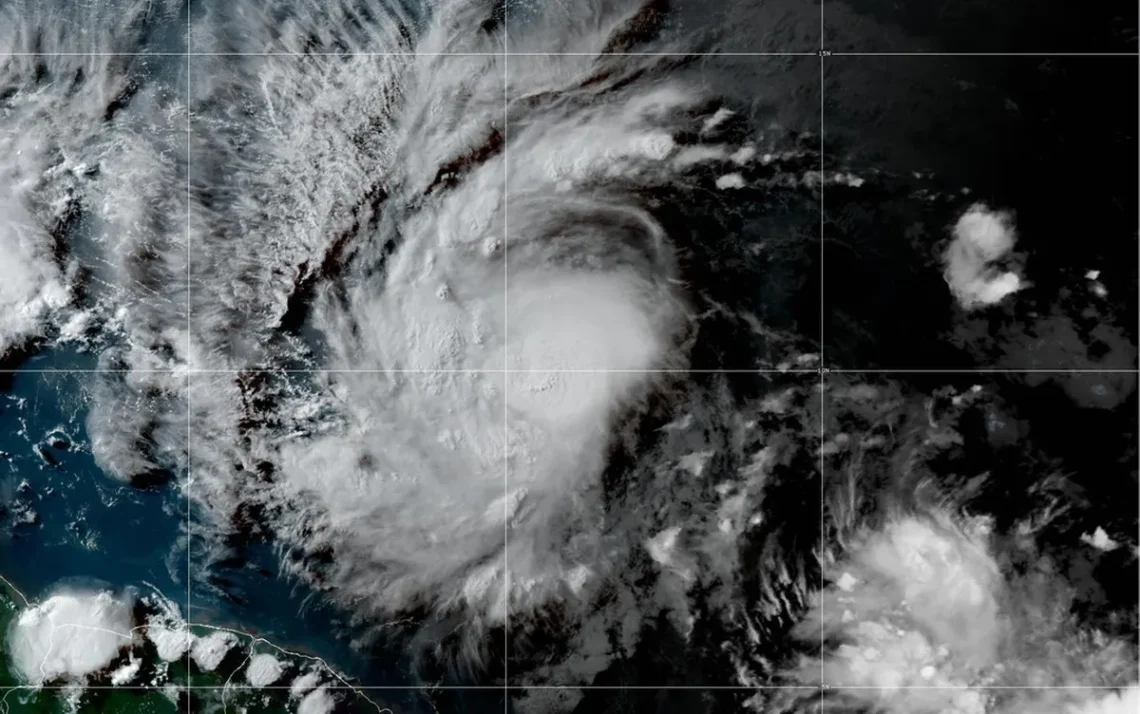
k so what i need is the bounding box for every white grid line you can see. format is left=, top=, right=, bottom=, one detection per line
left=0, top=685, right=1130, bottom=691
left=185, top=1, right=194, bottom=704
left=0, top=684, right=1132, bottom=690
left=818, top=1, right=827, bottom=699
left=830, top=51, right=1139, bottom=57
left=5, top=368, right=1137, bottom=374
left=1, top=51, right=1136, bottom=57
left=503, top=8, right=511, bottom=700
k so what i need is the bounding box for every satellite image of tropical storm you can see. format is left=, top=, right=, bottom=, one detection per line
left=0, top=0, right=1137, bottom=712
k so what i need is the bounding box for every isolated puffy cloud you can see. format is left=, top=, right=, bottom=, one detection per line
left=297, top=686, right=336, bottom=714
left=943, top=203, right=1024, bottom=309
left=246, top=653, right=285, bottom=687
left=9, top=589, right=135, bottom=684
left=289, top=670, right=322, bottom=697
left=190, top=631, right=238, bottom=672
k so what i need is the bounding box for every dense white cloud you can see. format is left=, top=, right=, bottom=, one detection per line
left=146, top=625, right=195, bottom=662
left=0, top=110, right=74, bottom=359
left=806, top=513, right=1003, bottom=698
left=942, top=203, right=1024, bottom=309
left=0, top=1, right=187, bottom=364
left=296, top=686, right=336, bottom=714
left=5, top=0, right=1133, bottom=705
left=9, top=590, right=135, bottom=685
left=245, top=653, right=285, bottom=687
left=289, top=670, right=322, bottom=698
left=168, top=0, right=760, bottom=663
left=109, top=654, right=141, bottom=686
left=1068, top=686, right=1139, bottom=714
left=0, top=196, right=70, bottom=358
left=791, top=509, right=1137, bottom=713
left=0, top=0, right=809, bottom=678
left=190, top=631, right=238, bottom=672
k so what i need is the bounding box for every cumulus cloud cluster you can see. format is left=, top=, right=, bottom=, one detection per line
left=1072, top=687, right=1140, bottom=714
left=191, top=631, right=239, bottom=673
left=0, top=188, right=72, bottom=359
left=788, top=509, right=1136, bottom=714
left=942, top=203, right=1025, bottom=309
left=9, top=589, right=135, bottom=685
left=245, top=653, right=286, bottom=687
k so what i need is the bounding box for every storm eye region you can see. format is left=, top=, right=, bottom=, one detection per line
left=275, top=177, right=691, bottom=626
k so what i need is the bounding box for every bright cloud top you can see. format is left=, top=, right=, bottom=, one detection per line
left=9, top=589, right=135, bottom=685
left=793, top=510, right=1137, bottom=714
left=246, top=653, right=286, bottom=687
left=171, top=1, right=722, bottom=648
left=0, top=0, right=767, bottom=669
left=0, top=106, right=77, bottom=359
left=297, top=686, right=337, bottom=714
left=1069, top=686, right=1140, bottom=714
left=943, top=203, right=1025, bottom=309
left=191, top=631, right=238, bottom=672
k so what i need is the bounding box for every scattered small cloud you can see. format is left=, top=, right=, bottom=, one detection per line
left=1081, top=526, right=1120, bottom=552
left=788, top=508, right=1138, bottom=713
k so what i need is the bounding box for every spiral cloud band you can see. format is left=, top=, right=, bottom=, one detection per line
left=122, top=0, right=745, bottom=669
left=3, top=0, right=1134, bottom=706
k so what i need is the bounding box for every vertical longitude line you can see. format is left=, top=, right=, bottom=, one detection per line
left=185, top=1, right=193, bottom=701
left=817, top=0, right=827, bottom=702
left=502, top=5, right=511, bottom=706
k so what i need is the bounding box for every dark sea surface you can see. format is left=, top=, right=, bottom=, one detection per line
left=0, top=354, right=367, bottom=676
left=0, top=354, right=182, bottom=602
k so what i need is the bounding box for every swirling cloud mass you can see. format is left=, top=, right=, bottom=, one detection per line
left=1, top=0, right=1135, bottom=709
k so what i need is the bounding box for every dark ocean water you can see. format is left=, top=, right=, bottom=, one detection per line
left=0, top=0, right=391, bottom=691
left=0, top=354, right=182, bottom=602
left=821, top=53, right=1139, bottom=370
left=0, top=353, right=369, bottom=676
